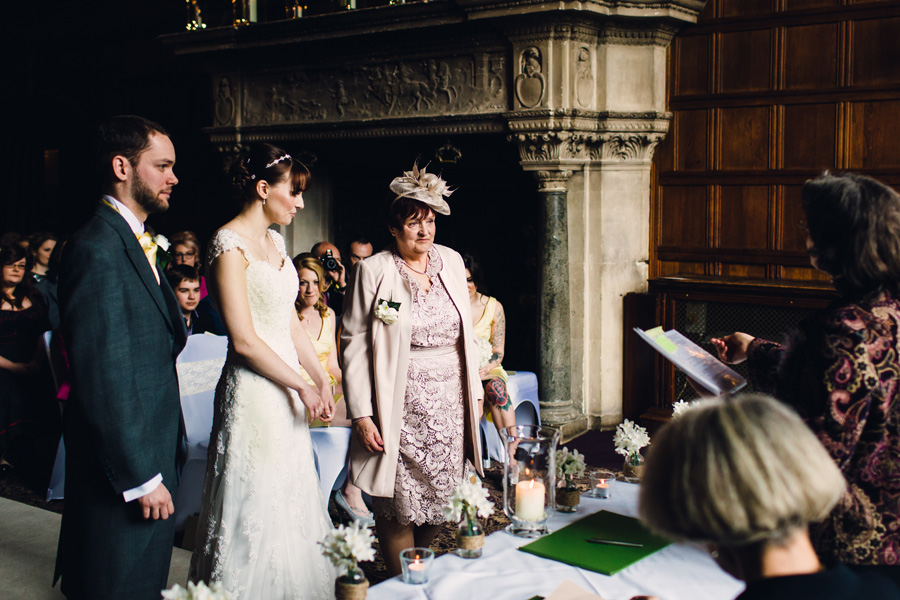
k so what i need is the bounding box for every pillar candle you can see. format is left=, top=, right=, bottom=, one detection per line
left=516, top=479, right=546, bottom=521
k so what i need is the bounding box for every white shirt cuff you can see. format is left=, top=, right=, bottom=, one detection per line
left=122, top=473, right=162, bottom=502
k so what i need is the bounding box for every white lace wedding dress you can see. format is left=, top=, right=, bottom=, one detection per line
left=189, top=228, right=335, bottom=599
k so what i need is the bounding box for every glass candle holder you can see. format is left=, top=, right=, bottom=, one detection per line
left=502, top=425, right=560, bottom=538
left=589, top=470, right=613, bottom=499
left=400, top=547, right=434, bottom=585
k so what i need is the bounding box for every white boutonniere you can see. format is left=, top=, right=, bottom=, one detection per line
left=375, top=297, right=401, bottom=325
left=152, top=234, right=173, bottom=269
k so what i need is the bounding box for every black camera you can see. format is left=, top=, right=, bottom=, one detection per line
left=321, top=249, right=340, bottom=272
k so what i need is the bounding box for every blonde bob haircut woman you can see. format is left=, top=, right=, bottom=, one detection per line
left=639, top=394, right=845, bottom=547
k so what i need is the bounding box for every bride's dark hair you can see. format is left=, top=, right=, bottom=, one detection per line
left=230, top=143, right=310, bottom=205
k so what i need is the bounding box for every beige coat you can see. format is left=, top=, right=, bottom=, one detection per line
left=340, top=245, right=484, bottom=498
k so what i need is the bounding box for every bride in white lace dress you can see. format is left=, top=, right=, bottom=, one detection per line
left=189, top=144, right=336, bottom=599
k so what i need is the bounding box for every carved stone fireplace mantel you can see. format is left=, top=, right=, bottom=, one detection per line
left=162, top=0, right=707, bottom=438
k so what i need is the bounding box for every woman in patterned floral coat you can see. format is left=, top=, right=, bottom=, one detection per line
left=712, top=173, right=900, bottom=570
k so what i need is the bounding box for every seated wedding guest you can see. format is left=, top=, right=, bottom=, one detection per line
left=639, top=394, right=900, bottom=600
left=348, top=235, right=374, bottom=267
left=165, top=264, right=223, bottom=336
left=29, top=232, right=58, bottom=283
left=168, top=230, right=207, bottom=298
left=712, top=173, right=900, bottom=571
left=342, top=163, right=483, bottom=576
left=463, top=251, right=515, bottom=441
left=312, top=240, right=346, bottom=315
left=0, top=244, right=50, bottom=475
left=293, top=254, right=374, bottom=526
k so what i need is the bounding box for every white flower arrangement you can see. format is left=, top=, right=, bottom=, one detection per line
left=672, top=399, right=701, bottom=418
left=476, top=337, right=493, bottom=369
left=555, top=447, right=586, bottom=489
left=319, top=521, right=376, bottom=577
left=375, top=298, right=400, bottom=325
left=614, top=419, right=651, bottom=465
left=442, top=473, right=495, bottom=524
left=161, top=581, right=231, bottom=600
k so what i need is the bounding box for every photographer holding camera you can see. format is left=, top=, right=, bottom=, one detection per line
left=311, top=241, right=346, bottom=316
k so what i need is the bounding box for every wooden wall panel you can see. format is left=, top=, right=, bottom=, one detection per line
left=659, top=186, right=709, bottom=248
left=719, top=186, right=769, bottom=249
left=675, top=109, right=708, bottom=171
left=676, top=34, right=710, bottom=96
left=849, top=100, right=900, bottom=169
left=785, top=0, right=838, bottom=9
left=651, top=0, right=900, bottom=286
left=851, top=17, right=900, bottom=86
left=722, top=0, right=773, bottom=18
left=720, top=30, right=772, bottom=93
left=780, top=185, right=809, bottom=252
left=784, top=24, right=838, bottom=90
left=720, top=107, right=769, bottom=169
left=783, top=104, right=837, bottom=169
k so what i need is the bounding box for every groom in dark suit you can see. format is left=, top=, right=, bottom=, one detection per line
left=55, top=115, right=188, bottom=599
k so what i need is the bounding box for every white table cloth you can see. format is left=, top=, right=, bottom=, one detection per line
left=368, top=479, right=743, bottom=600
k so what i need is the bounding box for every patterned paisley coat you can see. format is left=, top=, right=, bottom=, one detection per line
left=747, top=289, right=900, bottom=566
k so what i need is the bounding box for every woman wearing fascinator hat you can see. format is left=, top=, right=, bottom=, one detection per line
left=341, top=163, right=485, bottom=576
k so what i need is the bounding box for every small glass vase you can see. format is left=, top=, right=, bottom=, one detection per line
left=335, top=565, right=368, bottom=600
left=623, top=452, right=645, bottom=481
left=555, top=484, right=580, bottom=513
left=457, top=516, right=485, bottom=558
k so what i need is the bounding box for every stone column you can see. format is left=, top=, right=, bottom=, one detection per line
left=531, top=169, right=581, bottom=429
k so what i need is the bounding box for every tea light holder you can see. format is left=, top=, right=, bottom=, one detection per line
left=502, top=424, right=561, bottom=538
left=400, top=547, right=434, bottom=585
left=589, top=470, right=613, bottom=499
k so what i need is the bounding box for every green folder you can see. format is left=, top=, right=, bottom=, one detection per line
left=519, top=510, right=671, bottom=576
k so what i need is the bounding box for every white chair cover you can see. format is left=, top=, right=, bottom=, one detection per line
left=309, top=427, right=352, bottom=506
left=480, top=370, right=541, bottom=462
left=174, top=334, right=229, bottom=530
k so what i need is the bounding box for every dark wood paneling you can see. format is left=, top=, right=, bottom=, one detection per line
left=676, top=34, right=710, bottom=96
left=784, top=23, right=838, bottom=90
left=720, top=106, right=769, bottom=169
left=719, top=186, right=770, bottom=249
left=675, top=109, right=709, bottom=171
left=652, top=3, right=900, bottom=282
left=783, top=103, right=837, bottom=169
left=720, top=29, right=773, bottom=93
left=722, top=0, right=774, bottom=18
left=849, top=100, right=900, bottom=169
left=659, top=186, right=709, bottom=247
left=851, top=17, right=900, bottom=86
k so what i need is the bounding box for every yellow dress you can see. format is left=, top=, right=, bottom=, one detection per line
left=472, top=295, right=508, bottom=383
left=299, top=310, right=342, bottom=428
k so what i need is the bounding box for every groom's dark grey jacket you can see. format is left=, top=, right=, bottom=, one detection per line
left=55, top=201, right=187, bottom=600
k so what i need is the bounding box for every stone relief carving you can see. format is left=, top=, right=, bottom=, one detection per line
left=238, top=54, right=507, bottom=126
left=510, top=129, right=666, bottom=163
left=514, top=47, right=545, bottom=109
left=214, top=77, right=236, bottom=127
left=575, top=47, right=592, bottom=109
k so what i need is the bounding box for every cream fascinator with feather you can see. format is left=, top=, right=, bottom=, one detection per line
left=389, top=162, right=453, bottom=215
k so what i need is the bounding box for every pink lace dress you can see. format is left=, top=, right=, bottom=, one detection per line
left=372, top=247, right=466, bottom=525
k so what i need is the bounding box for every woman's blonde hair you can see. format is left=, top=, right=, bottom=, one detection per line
left=293, top=255, right=328, bottom=320
left=639, top=394, right=845, bottom=547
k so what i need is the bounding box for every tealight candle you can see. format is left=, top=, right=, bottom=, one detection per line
left=400, top=547, right=434, bottom=585
left=515, top=478, right=546, bottom=521
left=589, top=470, right=613, bottom=499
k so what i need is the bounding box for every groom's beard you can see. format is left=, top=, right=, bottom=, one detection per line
left=133, top=170, right=170, bottom=215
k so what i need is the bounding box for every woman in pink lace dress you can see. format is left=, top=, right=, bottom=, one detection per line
left=341, top=164, right=484, bottom=576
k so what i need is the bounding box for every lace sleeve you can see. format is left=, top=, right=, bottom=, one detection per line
left=206, top=228, right=248, bottom=270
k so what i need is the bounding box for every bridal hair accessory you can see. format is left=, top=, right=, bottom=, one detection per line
left=389, top=162, right=453, bottom=215
left=266, top=153, right=292, bottom=169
